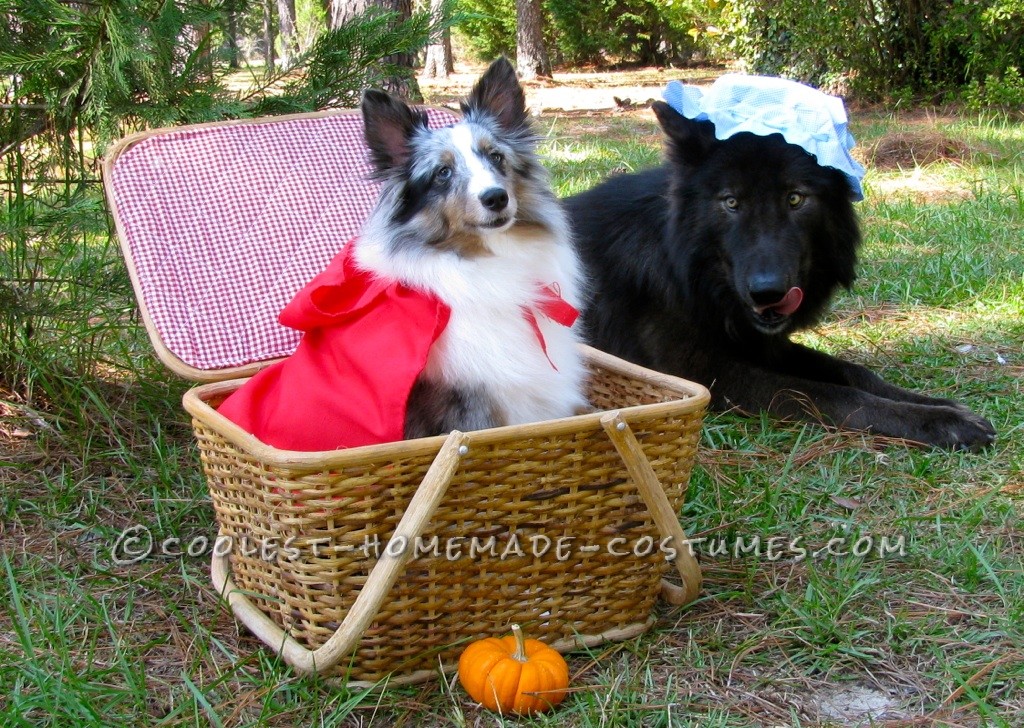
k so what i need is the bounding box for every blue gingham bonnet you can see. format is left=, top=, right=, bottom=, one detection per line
left=662, top=74, right=867, bottom=201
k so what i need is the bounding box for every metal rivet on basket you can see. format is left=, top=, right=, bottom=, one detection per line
left=458, top=445, right=469, bottom=456
left=616, top=421, right=626, bottom=431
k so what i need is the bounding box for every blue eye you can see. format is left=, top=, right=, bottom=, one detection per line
left=435, top=166, right=452, bottom=183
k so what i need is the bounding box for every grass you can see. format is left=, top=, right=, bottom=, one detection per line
left=2, top=72, right=1023, bottom=726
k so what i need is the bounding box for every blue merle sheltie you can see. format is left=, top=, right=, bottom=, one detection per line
left=357, top=57, right=588, bottom=439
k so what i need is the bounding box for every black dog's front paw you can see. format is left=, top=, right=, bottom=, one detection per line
left=908, top=404, right=996, bottom=452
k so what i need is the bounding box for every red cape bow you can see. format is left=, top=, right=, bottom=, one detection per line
left=523, top=284, right=580, bottom=370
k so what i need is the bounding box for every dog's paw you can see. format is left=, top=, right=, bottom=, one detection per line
left=911, top=405, right=996, bottom=452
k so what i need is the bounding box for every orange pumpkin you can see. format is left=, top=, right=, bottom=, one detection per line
left=457, top=624, right=569, bottom=715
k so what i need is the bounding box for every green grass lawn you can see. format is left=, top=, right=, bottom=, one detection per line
left=1, top=101, right=1021, bottom=726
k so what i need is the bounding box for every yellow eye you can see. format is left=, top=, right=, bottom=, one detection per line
left=724, top=196, right=739, bottom=211
left=788, top=192, right=805, bottom=208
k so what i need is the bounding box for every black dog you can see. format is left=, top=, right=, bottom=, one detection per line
left=564, top=101, right=996, bottom=450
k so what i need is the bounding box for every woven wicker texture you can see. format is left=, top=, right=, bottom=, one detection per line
left=188, top=349, right=706, bottom=683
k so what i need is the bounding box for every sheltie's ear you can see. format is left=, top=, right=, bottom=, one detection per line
left=464, top=57, right=528, bottom=134
left=362, top=89, right=428, bottom=176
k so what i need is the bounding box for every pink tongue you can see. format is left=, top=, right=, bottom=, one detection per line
left=761, top=286, right=803, bottom=316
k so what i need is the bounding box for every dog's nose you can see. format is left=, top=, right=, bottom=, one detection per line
left=748, top=273, right=789, bottom=306
left=479, top=188, right=509, bottom=212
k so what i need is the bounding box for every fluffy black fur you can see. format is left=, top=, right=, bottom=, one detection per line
left=565, top=101, right=996, bottom=450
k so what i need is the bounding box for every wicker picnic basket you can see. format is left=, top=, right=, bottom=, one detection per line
left=103, top=108, right=709, bottom=686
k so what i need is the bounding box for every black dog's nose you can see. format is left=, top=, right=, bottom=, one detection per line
left=479, top=188, right=509, bottom=212
left=748, top=273, right=789, bottom=306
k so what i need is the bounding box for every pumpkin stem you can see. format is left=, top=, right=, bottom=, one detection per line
left=510, top=624, right=528, bottom=662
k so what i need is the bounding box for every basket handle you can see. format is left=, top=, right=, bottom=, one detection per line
left=600, top=411, right=702, bottom=606
left=211, top=429, right=470, bottom=675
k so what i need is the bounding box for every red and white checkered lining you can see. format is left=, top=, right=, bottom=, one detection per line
left=110, top=108, right=459, bottom=373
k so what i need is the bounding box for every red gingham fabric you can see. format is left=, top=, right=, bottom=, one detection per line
left=109, top=108, right=459, bottom=373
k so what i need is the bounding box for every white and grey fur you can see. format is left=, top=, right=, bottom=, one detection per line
left=357, top=57, right=588, bottom=439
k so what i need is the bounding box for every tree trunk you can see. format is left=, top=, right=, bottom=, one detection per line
left=193, top=23, right=214, bottom=79
left=516, top=0, right=551, bottom=80
left=328, top=0, right=422, bottom=99
left=381, top=0, right=421, bottom=99
left=422, top=0, right=453, bottom=78
left=263, top=0, right=277, bottom=72
left=225, top=1, right=239, bottom=69
left=327, top=0, right=370, bottom=29
left=277, top=0, right=299, bottom=69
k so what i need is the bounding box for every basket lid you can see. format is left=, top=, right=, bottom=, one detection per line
left=103, top=107, right=459, bottom=382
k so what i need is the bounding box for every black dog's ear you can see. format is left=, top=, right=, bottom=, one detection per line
left=652, top=100, right=717, bottom=166
left=361, top=88, right=428, bottom=175
left=463, top=57, right=528, bottom=134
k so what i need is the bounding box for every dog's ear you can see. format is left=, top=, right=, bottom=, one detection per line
left=652, top=101, right=717, bottom=166
left=463, top=57, right=528, bottom=133
left=362, top=89, right=427, bottom=175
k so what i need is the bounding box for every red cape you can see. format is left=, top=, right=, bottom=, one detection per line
left=217, top=243, right=450, bottom=451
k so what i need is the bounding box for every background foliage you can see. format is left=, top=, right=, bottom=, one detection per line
left=455, top=0, right=713, bottom=66
left=718, top=0, right=1024, bottom=102
left=452, top=0, right=1024, bottom=103
left=546, top=0, right=703, bottom=65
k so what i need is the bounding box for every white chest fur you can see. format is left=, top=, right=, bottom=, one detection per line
left=355, top=230, right=588, bottom=426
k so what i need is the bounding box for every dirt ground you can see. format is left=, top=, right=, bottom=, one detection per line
left=417, top=61, right=721, bottom=113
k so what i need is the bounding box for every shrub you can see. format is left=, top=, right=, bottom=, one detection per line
left=454, top=0, right=517, bottom=61
left=966, top=66, right=1024, bottom=109
left=719, top=0, right=1024, bottom=101
left=455, top=0, right=704, bottom=66
left=546, top=0, right=700, bottom=65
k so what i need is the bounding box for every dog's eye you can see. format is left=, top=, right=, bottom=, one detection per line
left=788, top=192, right=805, bottom=208
left=489, top=151, right=504, bottom=166
left=434, top=166, right=452, bottom=184
left=723, top=196, right=739, bottom=211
